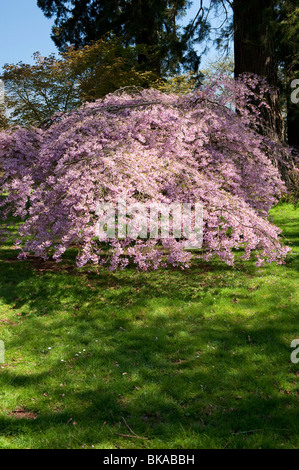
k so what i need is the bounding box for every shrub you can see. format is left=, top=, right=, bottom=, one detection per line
left=0, top=76, right=292, bottom=270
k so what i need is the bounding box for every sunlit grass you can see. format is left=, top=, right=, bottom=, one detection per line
left=0, top=202, right=298, bottom=449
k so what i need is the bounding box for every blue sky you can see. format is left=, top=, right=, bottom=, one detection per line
left=0, top=0, right=228, bottom=71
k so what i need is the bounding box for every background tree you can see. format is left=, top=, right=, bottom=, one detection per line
left=1, top=37, right=160, bottom=126
left=0, top=83, right=8, bottom=130
left=210, top=0, right=298, bottom=146
left=0, top=105, right=9, bottom=130
left=275, top=2, right=299, bottom=150
left=64, top=35, right=158, bottom=101
left=0, top=81, right=8, bottom=129
left=1, top=52, right=81, bottom=126
left=36, top=0, right=209, bottom=75
left=37, top=0, right=297, bottom=144
left=0, top=82, right=291, bottom=269
left=205, top=0, right=284, bottom=141
left=232, top=0, right=285, bottom=141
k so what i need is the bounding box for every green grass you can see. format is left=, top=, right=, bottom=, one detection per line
left=0, top=202, right=298, bottom=449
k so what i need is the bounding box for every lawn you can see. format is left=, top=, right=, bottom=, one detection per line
left=0, top=203, right=298, bottom=449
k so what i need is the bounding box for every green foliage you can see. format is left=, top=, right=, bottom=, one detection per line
left=1, top=38, right=160, bottom=126
left=37, top=0, right=207, bottom=75
left=0, top=104, right=9, bottom=130
left=275, top=2, right=299, bottom=147
left=139, top=55, right=234, bottom=96
left=0, top=81, right=8, bottom=130
left=1, top=52, right=81, bottom=126
left=278, top=3, right=299, bottom=73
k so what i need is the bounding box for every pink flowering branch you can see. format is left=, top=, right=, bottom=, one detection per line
left=0, top=76, right=292, bottom=270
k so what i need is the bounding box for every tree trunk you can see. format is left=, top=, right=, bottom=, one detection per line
left=233, top=0, right=285, bottom=142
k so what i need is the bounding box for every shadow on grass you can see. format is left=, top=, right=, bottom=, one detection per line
left=0, top=205, right=298, bottom=448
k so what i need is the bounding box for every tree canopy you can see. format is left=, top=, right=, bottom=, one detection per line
left=1, top=52, right=80, bottom=127
left=0, top=77, right=291, bottom=270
